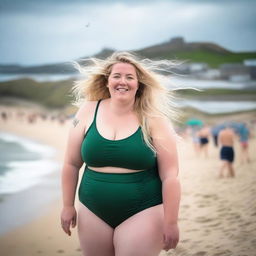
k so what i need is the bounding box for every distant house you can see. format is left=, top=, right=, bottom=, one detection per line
left=244, top=59, right=256, bottom=66
left=229, top=74, right=251, bottom=82
left=244, top=59, right=256, bottom=79
left=220, top=63, right=251, bottom=81
left=198, top=69, right=221, bottom=80
left=171, top=62, right=209, bottom=77
left=189, top=63, right=208, bottom=73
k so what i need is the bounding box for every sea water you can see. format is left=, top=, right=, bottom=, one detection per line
left=0, top=132, right=61, bottom=234
left=0, top=132, right=59, bottom=195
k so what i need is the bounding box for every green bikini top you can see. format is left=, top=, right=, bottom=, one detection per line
left=81, top=100, right=157, bottom=170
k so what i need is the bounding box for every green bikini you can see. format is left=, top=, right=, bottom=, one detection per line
left=79, top=100, right=163, bottom=228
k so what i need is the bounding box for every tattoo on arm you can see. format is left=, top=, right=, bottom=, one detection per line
left=72, top=118, right=79, bottom=128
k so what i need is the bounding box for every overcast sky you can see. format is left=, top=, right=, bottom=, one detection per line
left=0, top=0, right=255, bottom=66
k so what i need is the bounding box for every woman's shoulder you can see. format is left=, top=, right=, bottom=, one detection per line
left=148, top=115, right=172, bottom=129
left=75, top=100, right=98, bottom=120
left=148, top=115, right=175, bottom=136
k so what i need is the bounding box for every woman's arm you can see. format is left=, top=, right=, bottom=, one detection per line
left=61, top=102, right=94, bottom=236
left=150, top=116, right=181, bottom=250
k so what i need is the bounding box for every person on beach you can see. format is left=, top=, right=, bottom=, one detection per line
left=211, top=125, right=220, bottom=147
left=60, top=52, right=181, bottom=255
left=218, top=126, right=236, bottom=178
left=238, top=123, right=251, bottom=163
left=188, top=126, right=200, bottom=156
left=198, top=125, right=211, bottom=158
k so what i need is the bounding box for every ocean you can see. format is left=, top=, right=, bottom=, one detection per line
left=178, top=100, right=256, bottom=114
left=0, top=132, right=61, bottom=234
left=0, top=132, right=59, bottom=195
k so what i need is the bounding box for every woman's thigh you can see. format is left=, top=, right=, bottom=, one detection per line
left=113, top=204, right=164, bottom=256
left=77, top=202, right=114, bottom=256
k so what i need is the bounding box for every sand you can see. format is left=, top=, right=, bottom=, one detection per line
left=0, top=105, right=255, bottom=256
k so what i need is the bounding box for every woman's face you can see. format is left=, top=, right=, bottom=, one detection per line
left=107, top=62, right=139, bottom=101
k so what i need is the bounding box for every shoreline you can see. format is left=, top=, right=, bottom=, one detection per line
left=0, top=105, right=82, bottom=255
left=0, top=167, right=60, bottom=235
left=0, top=122, right=66, bottom=235
left=0, top=104, right=256, bottom=256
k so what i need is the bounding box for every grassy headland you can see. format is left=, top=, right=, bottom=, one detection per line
left=0, top=79, right=74, bottom=108
left=164, top=51, right=256, bottom=68
left=1, top=38, right=256, bottom=74
left=1, top=79, right=256, bottom=110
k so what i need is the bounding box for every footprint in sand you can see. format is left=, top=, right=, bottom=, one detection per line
left=197, top=202, right=208, bottom=208
left=212, top=249, right=232, bottom=256
left=216, top=207, right=224, bottom=212
left=203, top=229, right=211, bottom=235
left=180, top=239, right=190, bottom=243
left=228, top=213, right=241, bottom=219
left=217, top=213, right=227, bottom=219
left=203, top=194, right=219, bottom=200
left=187, top=228, right=199, bottom=232
left=207, top=222, right=221, bottom=227
left=192, top=251, right=207, bottom=256
left=195, top=216, right=214, bottom=223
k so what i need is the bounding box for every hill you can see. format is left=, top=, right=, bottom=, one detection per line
left=0, top=79, right=74, bottom=108
left=136, top=37, right=256, bottom=68
left=0, top=37, right=256, bottom=74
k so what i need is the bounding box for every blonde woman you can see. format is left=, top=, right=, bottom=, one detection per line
left=61, top=52, right=181, bottom=256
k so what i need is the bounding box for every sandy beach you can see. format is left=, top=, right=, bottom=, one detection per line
left=0, top=105, right=255, bottom=256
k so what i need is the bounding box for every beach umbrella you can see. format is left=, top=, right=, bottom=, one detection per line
left=211, top=124, right=226, bottom=135
left=215, top=121, right=245, bottom=135
left=228, top=121, right=246, bottom=135
left=186, top=119, right=203, bottom=126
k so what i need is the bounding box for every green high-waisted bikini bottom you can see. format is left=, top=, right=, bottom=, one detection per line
left=78, top=166, right=163, bottom=228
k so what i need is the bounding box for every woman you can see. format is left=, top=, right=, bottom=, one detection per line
left=198, top=125, right=210, bottom=158
left=61, top=52, right=181, bottom=256
left=239, top=123, right=251, bottom=163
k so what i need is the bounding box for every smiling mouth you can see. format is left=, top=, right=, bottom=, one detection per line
left=116, top=88, right=129, bottom=92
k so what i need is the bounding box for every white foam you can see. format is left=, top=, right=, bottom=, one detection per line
left=178, top=100, right=256, bottom=114
left=0, top=160, right=60, bottom=194
left=0, top=132, right=56, bottom=157
left=0, top=132, right=60, bottom=194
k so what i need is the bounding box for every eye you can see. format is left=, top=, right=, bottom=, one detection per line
left=127, top=76, right=134, bottom=80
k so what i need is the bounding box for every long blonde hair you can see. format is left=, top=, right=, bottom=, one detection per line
left=72, top=51, right=179, bottom=152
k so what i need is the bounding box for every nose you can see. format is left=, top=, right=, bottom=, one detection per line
left=119, top=76, right=127, bottom=84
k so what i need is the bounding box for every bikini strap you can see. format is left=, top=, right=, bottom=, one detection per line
left=93, top=100, right=102, bottom=123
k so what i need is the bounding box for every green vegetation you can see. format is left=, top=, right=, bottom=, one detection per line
left=1, top=78, right=255, bottom=111
left=175, top=51, right=256, bottom=68
left=176, top=88, right=256, bottom=96
left=0, top=79, right=74, bottom=108
left=139, top=50, right=256, bottom=68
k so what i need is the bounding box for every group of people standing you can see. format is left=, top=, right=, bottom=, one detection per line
left=188, top=121, right=252, bottom=178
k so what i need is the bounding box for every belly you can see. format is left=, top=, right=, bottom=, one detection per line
left=87, top=166, right=144, bottom=173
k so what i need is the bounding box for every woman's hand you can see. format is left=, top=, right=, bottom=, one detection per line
left=163, top=222, right=179, bottom=251
left=61, top=206, right=77, bottom=236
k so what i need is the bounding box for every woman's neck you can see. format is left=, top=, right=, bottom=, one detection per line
left=108, top=98, right=135, bottom=115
